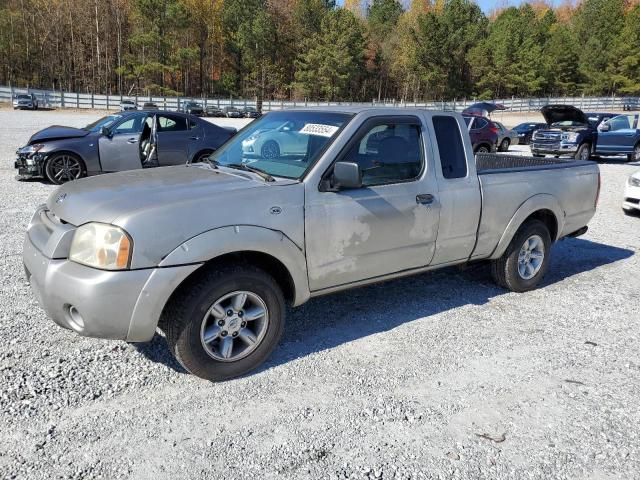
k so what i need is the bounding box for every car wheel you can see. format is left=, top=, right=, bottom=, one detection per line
left=261, top=140, right=280, bottom=159
left=45, top=153, right=86, bottom=184
left=575, top=143, right=591, bottom=161
left=499, top=139, right=510, bottom=152
left=475, top=145, right=490, bottom=154
left=491, top=219, right=552, bottom=292
left=193, top=150, right=214, bottom=163
left=627, top=144, right=640, bottom=163
left=163, top=265, right=286, bottom=382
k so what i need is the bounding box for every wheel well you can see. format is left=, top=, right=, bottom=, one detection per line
left=191, top=149, right=214, bottom=162
left=474, top=143, right=491, bottom=152
left=173, top=251, right=296, bottom=304
left=523, top=209, right=558, bottom=241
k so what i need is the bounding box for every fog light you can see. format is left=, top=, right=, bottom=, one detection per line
left=66, top=305, right=85, bottom=331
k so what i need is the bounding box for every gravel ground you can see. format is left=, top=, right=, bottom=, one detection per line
left=0, top=109, right=639, bottom=480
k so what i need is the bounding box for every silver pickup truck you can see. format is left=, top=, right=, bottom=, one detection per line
left=23, top=108, right=600, bottom=381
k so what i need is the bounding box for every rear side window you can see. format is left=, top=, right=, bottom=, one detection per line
left=158, top=114, right=187, bottom=132
left=472, top=118, right=487, bottom=130
left=433, top=116, right=467, bottom=179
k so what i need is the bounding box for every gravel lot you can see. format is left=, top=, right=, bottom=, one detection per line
left=0, top=109, right=639, bottom=480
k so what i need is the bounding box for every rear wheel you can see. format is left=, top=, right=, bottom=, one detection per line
left=163, top=265, right=286, bottom=382
left=491, top=220, right=552, bottom=292
left=627, top=144, right=640, bottom=163
left=533, top=153, right=545, bottom=158
left=193, top=150, right=214, bottom=163
left=575, top=143, right=591, bottom=161
left=499, top=139, right=510, bottom=152
left=45, top=153, right=86, bottom=184
left=475, top=145, right=490, bottom=154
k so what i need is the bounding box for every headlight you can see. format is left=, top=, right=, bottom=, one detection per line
left=69, top=223, right=132, bottom=270
left=629, top=176, right=640, bottom=187
left=562, top=132, right=579, bottom=142
left=18, top=144, right=45, bottom=157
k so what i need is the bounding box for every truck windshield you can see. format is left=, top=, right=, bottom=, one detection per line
left=208, top=111, right=352, bottom=179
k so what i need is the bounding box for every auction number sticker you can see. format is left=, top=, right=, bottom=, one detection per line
left=299, top=123, right=339, bottom=137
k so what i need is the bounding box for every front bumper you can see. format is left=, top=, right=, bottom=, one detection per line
left=623, top=184, right=640, bottom=211
left=531, top=142, right=578, bottom=155
left=23, top=217, right=201, bottom=342
left=15, top=154, right=45, bottom=179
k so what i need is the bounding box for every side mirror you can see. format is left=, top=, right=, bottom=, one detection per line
left=333, top=162, right=362, bottom=190
left=101, top=126, right=112, bottom=137
left=599, top=123, right=610, bottom=132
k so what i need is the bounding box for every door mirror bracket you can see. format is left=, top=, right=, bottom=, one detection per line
left=101, top=126, right=112, bottom=138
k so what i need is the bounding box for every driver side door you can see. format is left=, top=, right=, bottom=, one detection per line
left=597, top=115, right=638, bottom=155
left=98, top=113, right=148, bottom=172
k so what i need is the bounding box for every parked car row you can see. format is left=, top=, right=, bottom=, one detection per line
left=15, top=110, right=235, bottom=184
left=116, top=99, right=261, bottom=118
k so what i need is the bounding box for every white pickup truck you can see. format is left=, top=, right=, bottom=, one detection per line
left=23, top=108, right=601, bottom=381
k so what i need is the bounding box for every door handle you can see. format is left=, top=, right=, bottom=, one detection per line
left=416, top=194, right=435, bottom=205
left=127, top=138, right=138, bottom=144
left=189, top=136, right=200, bottom=140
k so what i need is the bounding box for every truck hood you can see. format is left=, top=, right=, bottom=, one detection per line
left=29, top=126, right=90, bottom=144
left=540, top=105, right=588, bottom=126
left=46, top=165, right=305, bottom=269
left=47, top=165, right=266, bottom=226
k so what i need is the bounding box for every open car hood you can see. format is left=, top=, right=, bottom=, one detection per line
left=29, top=126, right=90, bottom=144
left=540, top=105, right=588, bottom=126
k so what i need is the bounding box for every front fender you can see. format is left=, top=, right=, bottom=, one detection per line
left=489, top=194, right=564, bottom=260
left=158, top=225, right=311, bottom=306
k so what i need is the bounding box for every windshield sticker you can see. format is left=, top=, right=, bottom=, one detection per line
left=299, top=123, right=339, bottom=137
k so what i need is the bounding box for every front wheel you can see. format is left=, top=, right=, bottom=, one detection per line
left=575, top=143, right=591, bottom=161
left=163, top=265, right=286, bottom=382
left=627, top=144, right=640, bottom=163
left=45, top=153, right=86, bottom=184
left=491, top=219, right=552, bottom=292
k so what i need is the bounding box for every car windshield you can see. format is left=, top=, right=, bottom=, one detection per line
left=207, top=111, right=351, bottom=180
left=121, top=100, right=134, bottom=104
left=17, top=94, right=31, bottom=99
left=551, top=121, right=586, bottom=127
left=83, top=114, right=123, bottom=132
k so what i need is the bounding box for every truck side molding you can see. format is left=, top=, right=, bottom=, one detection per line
left=158, top=225, right=311, bottom=306
left=489, top=194, right=564, bottom=260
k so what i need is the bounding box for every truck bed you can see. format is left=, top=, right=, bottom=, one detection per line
left=475, top=153, right=590, bottom=174
left=471, top=153, right=600, bottom=261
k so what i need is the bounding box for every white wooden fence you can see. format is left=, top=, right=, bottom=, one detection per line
left=1, top=85, right=636, bottom=113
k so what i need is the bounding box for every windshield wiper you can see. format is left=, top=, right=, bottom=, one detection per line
left=225, top=163, right=275, bottom=182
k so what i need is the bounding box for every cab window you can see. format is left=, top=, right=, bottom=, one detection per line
left=340, top=120, right=423, bottom=186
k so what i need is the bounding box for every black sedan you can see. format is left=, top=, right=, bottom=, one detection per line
left=512, top=122, right=547, bottom=145
left=180, top=101, right=205, bottom=116
left=15, top=111, right=235, bottom=184
left=242, top=106, right=262, bottom=118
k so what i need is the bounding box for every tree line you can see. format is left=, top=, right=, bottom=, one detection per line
left=1, top=0, right=639, bottom=103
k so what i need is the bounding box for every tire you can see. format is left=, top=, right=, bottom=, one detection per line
left=45, top=153, right=86, bottom=184
left=575, top=143, right=591, bottom=161
left=524, top=135, right=532, bottom=145
left=163, top=265, right=286, bottom=382
left=193, top=150, right=214, bottom=163
left=533, top=153, right=545, bottom=158
left=499, top=139, right=510, bottom=152
left=490, top=219, right=552, bottom=293
left=261, top=140, right=280, bottom=159
left=475, top=144, right=490, bottom=154
left=627, top=143, right=640, bottom=163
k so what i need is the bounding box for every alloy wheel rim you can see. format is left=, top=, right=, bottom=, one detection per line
left=50, top=155, right=81, bottom=182
left=581, top=147, right=590, bottom=160
left=634, top=146, right=640, bottom=161
left=517, top=234, right=545, bottom=280
left=262, top=142, right=278, bottom=159
left=200, top=291, right=269, bottom=362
